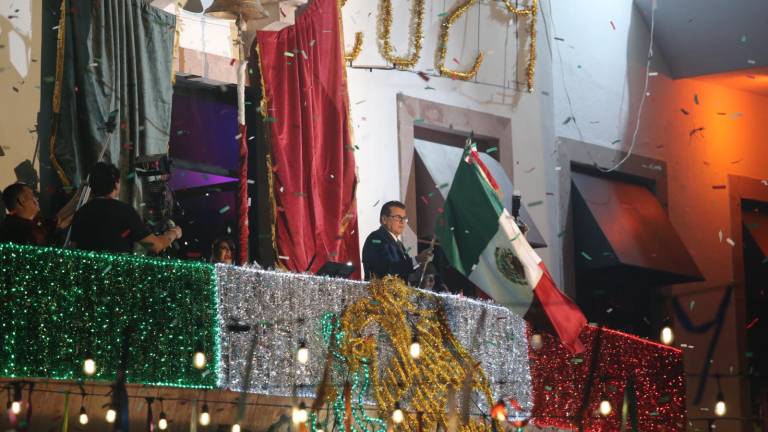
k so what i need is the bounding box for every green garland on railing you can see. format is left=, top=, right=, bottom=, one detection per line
left=0, top=243, right=219, bottom=388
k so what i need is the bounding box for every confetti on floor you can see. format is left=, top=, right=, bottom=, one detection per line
left=219, top=205, right=231, bottom=214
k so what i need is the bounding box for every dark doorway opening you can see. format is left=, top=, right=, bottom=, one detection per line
left=741, top=199, right=768, bottom=423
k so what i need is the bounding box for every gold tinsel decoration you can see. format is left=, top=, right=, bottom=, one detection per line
left=340, top=0, right=365, bottom=62
left=378, top=0, right=425, bottom=69
left=338, top=277, right=496, bottom=432
left=436, top=0, right=484, bottom=81
left=502, top=0, right=537, bottom=92
left=436, top=0, right=537, bottom=91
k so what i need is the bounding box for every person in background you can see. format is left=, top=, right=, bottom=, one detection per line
left=362, top=200, right=431, bottom=283
left=210, top=237, right=235, bottom=265
left=0, top=183, right=75, bottom=246
left=70, top=162, right=181, bottom=254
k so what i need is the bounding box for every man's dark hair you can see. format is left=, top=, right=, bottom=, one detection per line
left=89, top=162, right=121, bottom=196
left=2, top=183, right=32, bottom=211
left=380, top=200, right=406, bottom=220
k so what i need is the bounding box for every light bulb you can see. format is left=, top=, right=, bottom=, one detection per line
left=598, top=399, right=612, bottom=416
left=530, top=334, right=543, bottom=350
left=491, top=399, right=507, bottom=422
left=292, top=402, right=308, bottom=424
left=660, top=326, right=674, bottom=346
left=106, top=408, right=117, bottom=424
left=409, top=337, right=421, bottom=359
left=232, top=423, right=241, bottom=432
left=11, top=401, right=21, bottom=415
left=79, top=407, right=89, bottom=425
left=158, top=413, right=168, bottom=430
left=194, top=351, right=207, bottom=369
left=199, top=404, right=211, bottom=426
left=715, top=392, right=726, bottom=417
left=297, top=342, right=309, bottom=365
left=83, top=357, right=96, bottom=376
left=392, top=403, right=404, bottom=424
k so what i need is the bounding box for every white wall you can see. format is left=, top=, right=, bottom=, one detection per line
left=0, top=1, right=40, bottom=190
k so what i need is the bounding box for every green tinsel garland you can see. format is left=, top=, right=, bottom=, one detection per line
left=0, top=243, right=219, bottom=388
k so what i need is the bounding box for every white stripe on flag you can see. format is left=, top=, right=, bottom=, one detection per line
left=468, top=210, right=543, bottom=316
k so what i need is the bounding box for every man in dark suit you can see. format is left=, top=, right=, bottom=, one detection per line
left=362, top=200, right=431, bottom=282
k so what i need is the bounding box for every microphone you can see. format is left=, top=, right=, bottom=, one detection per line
left=512, top=190, right=521, bottom=220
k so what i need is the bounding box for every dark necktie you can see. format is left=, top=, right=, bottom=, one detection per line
left=396, top=240, right=407, bottom=259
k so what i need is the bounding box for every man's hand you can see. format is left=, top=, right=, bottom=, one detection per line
left=167, top=226, right=182, bottom=241
left=415, top=247, right=433, bottom=265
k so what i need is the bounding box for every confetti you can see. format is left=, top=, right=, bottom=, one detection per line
left=219, top=205, right=231, bottom=214
left=278, top=255, right=290, bottom=260
left=648, top=72, right=658, bottom=76
left=580, top=252, right=592, bottom=260
left=528, top=200, right=543, bottom=207
left=121, top=229, right=131, bottom=238
left=680, top=108, right=689, bottom=115
left=610, top=139, right=621, bottom=145
left=310, top=40, right=316, bottom=46
left=524, top=167, right=536, bottom=174
left=712, top=185, right=726, bottom=190
left=609, top=20, right=616, bottom=30
left=373, top=199, right=380, bottom=207
left=438, top=12, right=448, bottom=17
left=562, top=116, right=574, bottom=125
left=741, top=34, right=747, bottom=43
left=747, top=59, right=756, bottom=65
left=230, top=58, right=237, bottom=66
left=424, top=85, right=436, bottom=90
left=414, top=118, right=425, bottom=124
left=689, top=127, right=705, bottom=137
left=371, top=239, right=382, bottom=244
left=417, top=71, right=430, bottom=81
left=264, top=116, right=277, bottom=122
left=486, top=147, right=498, bottom=154
left=694, top=94, right=699, bottom=105
left=554, top=37, right=565, bottom=41
left=726, top=238, right=735, bottom=247
left=557, top=230, right=566, bottom=237
left=284, top=52, right=295, bottom=57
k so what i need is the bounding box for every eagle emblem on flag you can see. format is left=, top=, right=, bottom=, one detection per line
left=495, top=247, right=527, bottom=285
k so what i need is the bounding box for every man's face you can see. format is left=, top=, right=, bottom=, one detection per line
left=382, top=206, right=407, bottom=236
left=16, top=187, right=40, bottom=216
left=216, top=243, right=233, bottom=264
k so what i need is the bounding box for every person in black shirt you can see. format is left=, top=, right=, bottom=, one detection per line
left=70, top=162, right=181, bottom=254
left=0, top=183, right=76, bottom=246
left=361, top=200, right=431, bottom=282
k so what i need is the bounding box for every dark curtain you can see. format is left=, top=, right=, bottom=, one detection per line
left=254, top=0, right=361, bottom=276
left=50, top=0, right=175, bottom=207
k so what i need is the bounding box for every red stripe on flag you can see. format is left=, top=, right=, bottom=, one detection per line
left=532, top=262, right=587, bottom=354
left=468, top=147, right=501, bottom=193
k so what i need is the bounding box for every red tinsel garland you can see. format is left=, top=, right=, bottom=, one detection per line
left=529, top=325, right=686, bottom=431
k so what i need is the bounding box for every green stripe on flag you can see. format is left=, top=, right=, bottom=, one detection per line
left=436, top=150, right=504, bottom=275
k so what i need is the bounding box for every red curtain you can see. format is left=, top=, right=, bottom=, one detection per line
left=254, top=0, right=361, bottom=276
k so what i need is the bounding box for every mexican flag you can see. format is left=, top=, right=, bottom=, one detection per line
left=436, top=144, right=586, bottom=354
